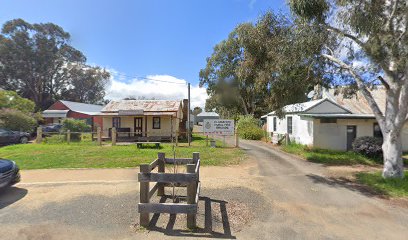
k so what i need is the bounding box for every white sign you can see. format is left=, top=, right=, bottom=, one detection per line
left=118, top=109, right=144, bottom=115
left=203, top=119, right=235, bottom=136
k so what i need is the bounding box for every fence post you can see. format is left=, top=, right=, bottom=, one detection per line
left=285, top=133, right=289, bottom=146
left=157, top=152, right=165, bottom=196
left=67, top=130, right=71, bottom=144
left=36, top=127, right=42, bottom=144
left=112, top=127, right=117, bottom=146
left=206, top=135, right=209, bottom=147
left=187, top=163, right=197, bottom=229
left=140, top=164, right=150, bottom=227
left=97, top=127, right=102, bottom=146
left=175, top=131, right=179, bottom=146
left=235, top=128, right=239, bottom=148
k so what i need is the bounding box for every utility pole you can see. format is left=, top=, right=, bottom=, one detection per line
left=187, top=83, right=191, bottom=146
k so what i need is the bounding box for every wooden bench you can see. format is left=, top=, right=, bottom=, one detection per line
left=136, top=142, right=161, bottom=149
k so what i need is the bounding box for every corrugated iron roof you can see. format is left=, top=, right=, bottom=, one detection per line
left=323, top=88, right=386, bottom=114
left=197, top=111, right=219, bottom=117
left=101, top=100, right=181, bottom=112
left=59, top=100, right=104, bottom=115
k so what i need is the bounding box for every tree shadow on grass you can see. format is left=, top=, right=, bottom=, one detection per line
left=306, top=174, right=389, bottom=198
left=0, top=186, right=28, bottom=209
left=146, top=195, right=236, bottom=239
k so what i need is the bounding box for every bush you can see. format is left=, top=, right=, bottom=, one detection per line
left=237, top=115, right=264, bottom=140
left=0, top=108, right=37, bottom=132
left=62, top=119, right=91, bottom=132
left=352, top=136, right=383, bottom=159
left=62, top=119, right=91, bottom=141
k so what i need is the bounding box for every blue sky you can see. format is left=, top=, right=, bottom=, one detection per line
left=0, top=0, right=288, bottom=107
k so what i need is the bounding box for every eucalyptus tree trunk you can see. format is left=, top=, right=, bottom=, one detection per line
left=381, top=86, right=406, bottom=178
left=382, top=129, right=404, bottom=178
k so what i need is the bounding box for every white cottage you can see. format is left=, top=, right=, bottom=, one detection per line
left=263, top=89, right=408, bottom=151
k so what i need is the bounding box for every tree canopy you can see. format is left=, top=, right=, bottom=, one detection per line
left=199, top=12, right=326, bottom=118
left=0, top=19, right=110, bottom=110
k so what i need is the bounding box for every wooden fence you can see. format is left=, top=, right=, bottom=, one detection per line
left=138, top=152, right=201, bottom=229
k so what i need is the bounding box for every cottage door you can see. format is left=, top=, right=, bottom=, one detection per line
left=346, top=125, right=357, bottom=151
left=134, top=117, right=143, bottom=137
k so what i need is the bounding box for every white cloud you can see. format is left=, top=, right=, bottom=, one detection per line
left=105, top=71, right=208, bottom=109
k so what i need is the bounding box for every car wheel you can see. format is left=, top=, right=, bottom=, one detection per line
left=20, top=136, right=28, bottom=144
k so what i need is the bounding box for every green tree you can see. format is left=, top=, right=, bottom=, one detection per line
left=0, top=108, right=36, bottom=132
left=0, top=19, right=110, bottom=110
left=192, top=106, right=203, bottom=116
left=0, top=90, right=35, bottom=113
left=289, top=0, right=408, bottom=178
left=199, top=12, right=325, bottom=118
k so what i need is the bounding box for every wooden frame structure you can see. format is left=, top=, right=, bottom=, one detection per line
left=138, top=152, right=201, bottom=229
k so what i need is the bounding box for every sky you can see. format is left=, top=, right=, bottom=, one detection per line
left=0, top=0, right=289, bottom=108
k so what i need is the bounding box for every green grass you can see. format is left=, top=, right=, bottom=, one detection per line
left=281, top=143, right=378, bottom=166
left=356, top=171, right=408, bottom=197
left=0, top=134, right=245, bottom=170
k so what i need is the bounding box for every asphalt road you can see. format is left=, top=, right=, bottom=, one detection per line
left=0, top=139, right=407, bottom=239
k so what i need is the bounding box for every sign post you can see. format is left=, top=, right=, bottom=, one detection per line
left=203, top=119, right=234, bottom=147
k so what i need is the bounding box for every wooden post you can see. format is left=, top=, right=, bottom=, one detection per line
left=186, top=163, right=197, bottom=229
left=112, top=127, right=117, bottom=146
left=235, top=128, right=239, bottom=148
left=285, top=133, right=289, bottom=146
left=157, top=152, right=165, bottom=196
left=97, top=127, right=102, bottom=146
left=67, top=130, right=71, bottom=144
left=36, top=127, right=42, bottom=144
left=175, top=131, right=179, bottom=146
left=140, top=164, right=150, bottom=227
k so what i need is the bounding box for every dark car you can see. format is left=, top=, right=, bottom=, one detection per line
left=0, top=159, right=20, bottom=189
left=41, top=124, right=62, bottom=134
left=0, top=128, right=31, bottom=145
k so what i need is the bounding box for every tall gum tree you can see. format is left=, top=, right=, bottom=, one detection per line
left=289, top=0, right=408, bottom=178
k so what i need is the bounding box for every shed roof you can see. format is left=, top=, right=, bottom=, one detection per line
left=197, top=111, right=219, bottom=117
left=59, top=100, right=104, bottom=115
left=101, top=100, right=181, bottom=113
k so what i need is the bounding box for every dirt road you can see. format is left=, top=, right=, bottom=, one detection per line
left=0, top=140, right=407, bottom=239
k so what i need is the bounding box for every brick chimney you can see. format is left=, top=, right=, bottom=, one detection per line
left=179, top=99, right=189, bottom=138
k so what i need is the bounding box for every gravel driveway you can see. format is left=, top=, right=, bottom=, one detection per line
left=0, top=140, right=407, bottom=239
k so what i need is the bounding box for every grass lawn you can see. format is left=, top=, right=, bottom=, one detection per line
left=356, top=171, right=408, bottom=197
left=281, top=143, right=379, bottom=166
left=0, top=135, right=245, bottom=170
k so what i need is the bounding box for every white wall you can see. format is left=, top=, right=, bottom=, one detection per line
left=267, top=114, right=313, bottom=145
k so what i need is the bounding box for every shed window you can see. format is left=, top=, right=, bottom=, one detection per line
left=112, top=117, right=121, bottom=128
left=373, top=123, right=383, bottom=138
left=320, top=118, right=337, bottom=123
left=273, top=117, right=277, bottom=132
left=153, top=117, right=161, bottom=129
left=287, top=116, right=293, bottom=134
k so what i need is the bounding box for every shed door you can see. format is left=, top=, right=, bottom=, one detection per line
left=134, top=117, right=143, bottom=137
left=346, top=125, right=357, bottom=151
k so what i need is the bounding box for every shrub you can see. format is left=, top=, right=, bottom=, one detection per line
left=352, top=136, right=383, bottom=159
left=237, top=115, right=264, bottom=140
left=0, top=108, right=37, bottom=132
left=62, top=119, right=91, bottom=141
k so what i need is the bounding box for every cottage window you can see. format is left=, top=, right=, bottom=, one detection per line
left=373, top=123, right=383, bottom=138
left=153, top=117, right=161, bottom=129
left=273, top=117, right=277, bottom=132
left=320, top=118, right=337, bottom=123
left=287, top=116, right=293, bottom=134
left=112, top=117, right=121, bottom=128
